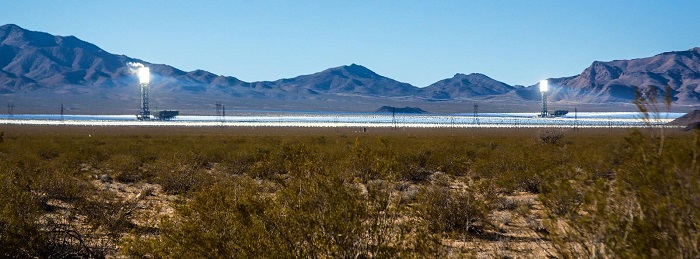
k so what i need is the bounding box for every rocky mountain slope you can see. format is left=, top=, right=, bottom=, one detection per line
left=1, top=23, right=699, bottom=113
left=0, top=24, right=420, bottom=99
left=517, top=48, right=700, bottom=104
left=0, top=24, right=522, bottom=103
left=669, top=109, right=700, bottom=127
left=422, top=73, right=519, bottom=99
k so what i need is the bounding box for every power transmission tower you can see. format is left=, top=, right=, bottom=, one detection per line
left=574, top=107, right=578, bottom=131
left=7, top=103, right=14, bottom=117
left=392, top=107, right=397, bottom=130
left=215, top=102, right=222, bottom=117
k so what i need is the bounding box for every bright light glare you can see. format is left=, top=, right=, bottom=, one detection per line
left=138, top=67, right=150, bottom=84
left=539, top=80, right=548, bottom=92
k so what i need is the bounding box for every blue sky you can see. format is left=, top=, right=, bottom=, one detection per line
left=1, top=1, right=698, bottom=87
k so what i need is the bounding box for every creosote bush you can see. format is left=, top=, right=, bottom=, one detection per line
left=418, top=177, right=496, bottom=236
left=124, top=167, right=440, bottom=258
left=538, top=128, right=565, bottom=145
left=0, top=125, right=697, bottom=258
left=0, top=173, right=43, bottom=257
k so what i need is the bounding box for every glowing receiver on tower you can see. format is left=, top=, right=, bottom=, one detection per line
left=539, top=79, right=548, bottom=117
left=539, top=79, right=548, bottom=93
left=137, top=66, right=151, bottom=120
left=138, top=67, right=150, bottom=85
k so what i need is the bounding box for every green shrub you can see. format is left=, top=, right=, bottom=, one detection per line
left=539, top=179, right=583, bottom=216
left=104, top=154, right=144, bottom=183
left=2, top=126, right=698, bottom=258
left=540, top=92, right=700, bottom=258
left=348, top=138, right=400, bottom=182
left=0, top=173, right=43, bottom=257
left=153, top=160, right=213, bottom=195
left=78, top=193, right=137, bottom=240
left=417, top=178, right=495, bottom=236
left=124, top=165, right=439, bottom=258
left=122, top=177, right=272, bottom=258
left=248, top=147, right=286, bottom=179
left=31, top=162, right=91, bottom=203
left=538, top=128, right=565, bottom=145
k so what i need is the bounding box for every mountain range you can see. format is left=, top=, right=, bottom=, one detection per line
left=1, top=23, right=698, bottom=114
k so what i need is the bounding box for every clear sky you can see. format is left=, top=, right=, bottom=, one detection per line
left=1, top=1, right=698, bottom=87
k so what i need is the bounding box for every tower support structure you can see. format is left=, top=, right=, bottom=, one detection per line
left=137, top=66, right=151, bottom=120
left=539, top=79, right=549, bottom=118
left=541, top=91, right=548, bottom=117
left=139, top=83, right=150, bottom=120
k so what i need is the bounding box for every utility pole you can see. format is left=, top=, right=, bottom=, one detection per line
left=574, top=107, right=578, bottom=131
left=474, top=103, right=479, bottom=125
left=392, top=107, right=396, bottom=130
left=7, top=102, right=14, bottom=117
left=221, top=105, right=226, bottom=123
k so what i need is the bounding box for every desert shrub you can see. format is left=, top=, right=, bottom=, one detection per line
left=219, top=151, right=256, bottom=175
left=494, top=196, right=520, bottom=211
left=439, top=155, right=473, bottom=177
left=38, top=146, right=60, bottom=160
left=397, top=149, right=434, bottom=175
left=280, top=142, right=318, bottom=175
left=271, top=171, right=371, bottom=257
left=124, top=163, right=439, bottom=258
left=470, top=141, right=550, bottom=194
left=0, top=130, right=4, bottom=143
left=5, top=125, right=698, bottom=258
left=155, top=165, right=211, bottom=195
left=348, top=138, right=400, bottom=182
left=363, top=179, right=441, bottom=257
left=31, top=162, right=91, bottom=203
left=417, top=178, right=495, bottom=236
left=248, top=147, right=287, bottom=179
left=66, top=139, right=110, bottom=166
left=544, top=129, right=700, bottom=257
left=538, top=128, right=565, bottom=145
left=122, top=177, right=272, bottom=258
left=40, top=223, right=103, bottom=258
left=539, top=179, right=584, bottom=216
left=0, top=173, right=44, bottom=257
left=244, top=141, right=323, bottom=180
left=0, top=168, right=95, bottom=258
left=104, top=154, right=144, bottom=183
left=180, top=150, right=212, bottom=170
left=401, top=168, right=433, bottom=183
left=609, top=129, right=700, bottom=257
left=77, top=193, right=138, bottom=241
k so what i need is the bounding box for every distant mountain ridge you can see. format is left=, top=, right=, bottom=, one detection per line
left=517, top=47, right=700, bottom=104
left=253, top=64, right=420, bottom=97
left=0, top=24, right=520, bottom=102
left=422, top=73, right=519, bottom=99
left=1, top=23, right=699, bottom=113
